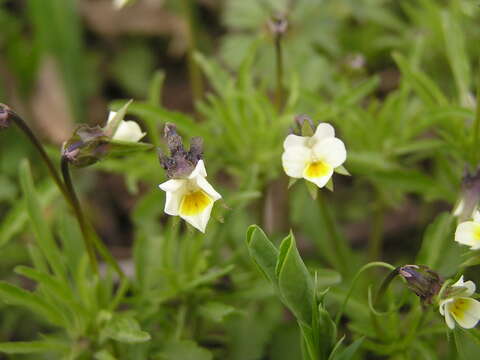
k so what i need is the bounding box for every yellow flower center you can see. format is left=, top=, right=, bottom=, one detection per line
left=303, top=161, right=331, bottom=178
left=450, top=298, right=470, bottom=320
left=180, top=190, right=212, bottom=216
left=473, top=224, right=480, bottom=242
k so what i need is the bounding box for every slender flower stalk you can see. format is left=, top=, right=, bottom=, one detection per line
left=1, top=105, right=72, bottom=206
left=269, top=16, right=287, bottom=110
left=472, top=62, right=480, bottom=166
left=60, top=157, right=99, bottom=274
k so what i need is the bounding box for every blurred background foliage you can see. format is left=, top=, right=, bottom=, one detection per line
left=1, top=0, right=480, bottom=359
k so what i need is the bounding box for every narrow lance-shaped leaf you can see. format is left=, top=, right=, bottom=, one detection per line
left=246, top=225, right=279, bottom=287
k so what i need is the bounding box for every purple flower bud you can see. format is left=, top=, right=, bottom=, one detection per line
left=290, top=114, right=315, bottom=137
left=268, top=14, right=288, bottom=37
left=159, top=123, right=203, bottom=179
left=62, top=125, right=110, bottom=167
left=398, top=265, right=443, bottom=305
left=454, top=168, right=480, bottom=221
left=0, top=104, right=11, bottom=130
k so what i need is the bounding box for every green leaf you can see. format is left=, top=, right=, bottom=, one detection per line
left=332, top=337, right=365, bottom=360
left=334, top=166, right=350, bottom=176
left=101, top=316, right=151, bottom=344
left=95, top=349, right=118, bottom=360
left=107, top=139, right=154, bottom=156
left=246, top=225, right=279, bottom=286
left=199, top=302, right=236, bottom=323
left=0, top=281, right=65, bottom=326
left=0, top=340, right=68, bottom=354
left=19, top=160, right=66, bottom=279
left=157, top=340, right=212, bottom=360
left=276, top=232, right=314, bottom=324
left=305, top=180, right=318, bottom=200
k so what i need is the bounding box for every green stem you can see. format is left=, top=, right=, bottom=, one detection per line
left=61, top=157, right=99, bottom=275
left=274, top=32, right=284, bottom=110
left=181, top=0, right=203, bottom=105
left=368, top=201, right=385, bottom=261
left=8, top=110, right=72, bottom=206
left=61, top=157, right=125, bottom=278
left=317, top=191, right=351, bottom=276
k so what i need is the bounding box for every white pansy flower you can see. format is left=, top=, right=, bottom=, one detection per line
left=113, top=0, right=131, bottom=9
left=106, top=111, right=146, bottom=142
left=282, top=123, right=346, bottom=188
left=455, top=211, right=480, bottom=250
left=439, top=276, right=480, bottom=329
left=159, top=160, right=221, bottom=233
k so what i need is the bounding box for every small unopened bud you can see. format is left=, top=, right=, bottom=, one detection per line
left=453, top=168, right=480, bottom=221
left=0, top=103, right=11, bottom=129
left=291, top=114, right=315, bottom=137
left=62, top=125, right=110, bottom=168
left=159, top=123, right=203, bottom=179
left=399, top=265, right=443, bottom=305
left=268, top=14, right=288, bottom=37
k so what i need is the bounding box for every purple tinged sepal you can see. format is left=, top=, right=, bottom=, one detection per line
left=0, top=103, right=11, bottom=130
left=158, top=123, right=203, bottom=179
left=62, top=125, right=110, bottom=168
left=398, top=265, right=443, bottom=305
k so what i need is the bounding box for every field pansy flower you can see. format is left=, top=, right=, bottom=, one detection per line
left=439, top=276, right=480, bottom=329
left=282, top=122, right=346, bottom=188
left=454, top=211, right=480, bottom=250
left=104, top=111, right=145, bottom=143
left=159, top=160, right=221, bottom=232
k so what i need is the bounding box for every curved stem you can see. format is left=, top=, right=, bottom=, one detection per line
left=61, top=157, right=99, bottom=274
left=61, top=157, right=125, bottom=278
left=274, top=32, right=284, bottom=111
left=8, top=110, right=72, bottom=206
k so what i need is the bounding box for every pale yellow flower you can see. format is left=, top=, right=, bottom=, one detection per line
left=455, top=211, right=480, bottom=250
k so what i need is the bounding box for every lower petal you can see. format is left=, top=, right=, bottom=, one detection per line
left=282, top=146, right=311, bottom=178
left=180, top=203, right=214, bottom=233
left=451, top=298, right=480, bottom=329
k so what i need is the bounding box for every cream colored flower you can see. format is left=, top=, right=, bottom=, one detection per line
left=439, top=276, right=480, bottom=329
left=455, top=211, right=480, bottom=250
left=158, top=160, right=221, bottom=232
left=281, top=123, right=346, bottom=188
left=106, top=111, right=146, bottom=142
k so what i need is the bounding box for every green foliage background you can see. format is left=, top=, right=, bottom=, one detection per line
left=1, top=0, right=480, bottom=359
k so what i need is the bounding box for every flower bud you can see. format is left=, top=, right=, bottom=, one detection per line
left=398, top=265, right=443, bottom=305
left=268, top=14, right=288, bottom=37
left=158, top=123, right=203, bottom=179
left=62, top=125, right=110, bottom=168
left=0, top=103, right=11, bottom=130
left=292, top=114, right=315, bottom=137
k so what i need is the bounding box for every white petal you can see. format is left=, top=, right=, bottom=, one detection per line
left=283, top=134, right=308, bottom=150
left=455, top=222, right=480, bottom=249
left=474, top=210, right=480, bottom=222
left=282, top=146, right=311, bottom=178
left=304, top=168, right=334, bottom=188
left=164, top=191, right=182, bottom=216
left=444, top=307, right=456, bottom=329
left=159, top=179, right=185, bottom=193
left=312, top=138, right=347, bottom=168
left=312, top=123, right=335, bottom=142
left=439, top=299, right=451, bottom=316
left=112, top=120, right=146, bottom=142
left=452, top=199, right=464, bottom=217
left=107, top=111, right=117, bottom=125
left=189, top=160, right=207, bottom=179
left=181, top=203, right=214, bottom=233
left=452, top=276, right=476, bottom=296
left=196, top=176, right=222, bottom=201
left=450, top=298, right=480, bottom=329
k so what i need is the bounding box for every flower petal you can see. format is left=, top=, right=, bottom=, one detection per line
left=304, top=168, right=334, bottom=188
left=159, top=179, right=185, bottom=193
left=189, top=160, right=207, bottom=179
left=474, top=210, right=480, bottom=222
left=282, top=146, right=311, bottom=178
left=444, top=306, right=456, bottom=329
left=112, top=120, right=146, bottom=142
left=313, top=123, right=335, bottom=142
left=449, top=298, right=480, bottom=329
left=312, top=137, right=347, bottom=168
left=455, top=222, right=480, bottom=250
left=196, top=176, right=222, bottom=201
left=180, top=202, right=214, bottom=233
left=283, top=134, right=308, bottom=150
left=164, top=191, right=181, bottom=216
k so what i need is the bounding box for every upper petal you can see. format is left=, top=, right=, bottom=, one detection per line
left=282, top=146, right=311, bottom=178
left=451, top=275, right=476, bottom=296
left=312, top=123, right=335, bottom=142
left=283, top=134, right=308, bottom=150
left=189, top=160, right=207, bottom=179
left=113, top=120, right=146, bottom=142
left=312, top=137, right=347, bottom=168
